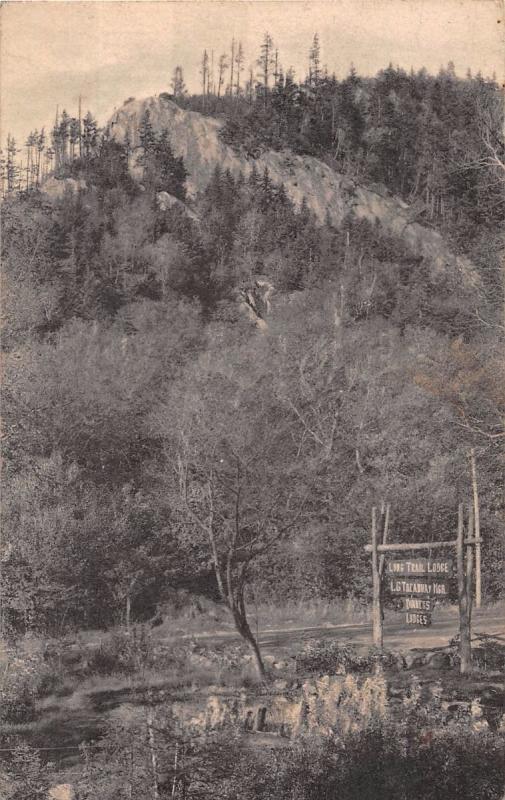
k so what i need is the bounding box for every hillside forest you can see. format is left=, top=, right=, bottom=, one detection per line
left=1, top=33, right=504, bottom=667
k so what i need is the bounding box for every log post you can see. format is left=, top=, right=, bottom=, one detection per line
left=466, top=504, right=475, bottom=626
left=457, top=504, right=472, bottom=674
left=146, top=708, right=160, bottom=800
left=378, top=503, right=391, bottom=578
left=469, top=448, right=482, bottom=608
left=371, top=506, right=383, bottom=649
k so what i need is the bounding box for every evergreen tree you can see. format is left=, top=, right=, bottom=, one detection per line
left=170, top=65, right=187, bottom=100
left=217, top=53, right=228, bottom=98
left=247, top=162, right=260, bottom=191
left=82, top=111, right=99, bottom=160
left=36, top=129, right=46, bottom=185
left=257, top=32, right=275, bottom=106
left=308, top=33, right=321, bottom=86
left=69, top=117, right=81, bottom=161
left=138, top=109, right=156, bottom=180
left=6, top=135, right=19, bottom=193
left=153, top=130, right=187, bottom=200
left=200, top=50, right=210, bottom=110
left=58, top=110, right=71, bottom=165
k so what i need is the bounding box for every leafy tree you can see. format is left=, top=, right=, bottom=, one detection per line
left=152, top=337, right=310, bottom=677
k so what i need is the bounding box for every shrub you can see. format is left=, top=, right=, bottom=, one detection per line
left=295, top=640, right=385, bottom=675
left=87, top=627, right=153, bottom=676
left=3, top=741, right=49, bottom=800
left=259, top=720, right=505, bottom=800
left=0, top=657, right=38, bottom=724
left=74, top=713, right=505, bottom=800
left=32, top=664, right=65, bottom=698
left=0, top=677, right=36, bottom=724
left=472, top=634, right=505, bottom=672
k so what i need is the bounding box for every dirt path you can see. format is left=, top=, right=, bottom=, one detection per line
left=175, top=610, right=505, bottom=656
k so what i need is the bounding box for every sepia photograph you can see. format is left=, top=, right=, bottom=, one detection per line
left=0, top=0, right=504, bottom=797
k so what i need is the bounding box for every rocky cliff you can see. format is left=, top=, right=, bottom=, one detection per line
left=108, top=96, right=477, bottom=284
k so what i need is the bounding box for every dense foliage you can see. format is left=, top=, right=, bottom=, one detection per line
left=63, top=714, right=505, bottom=799
left=1, top=55, right=504, bottom=639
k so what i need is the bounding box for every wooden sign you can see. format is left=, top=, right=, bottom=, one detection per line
left=388, top=578, right=449, bottom=597
left=403, top=597, right=433, bottom=612
left=386, top=558, right=452, bottom=576
left=405, top=611, right=432, bottom=627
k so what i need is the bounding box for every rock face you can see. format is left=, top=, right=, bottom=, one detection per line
left=108, top=95, right=477, bottom=284
left=41, top=177, right=87, bottom=199
left=156, top=190, right=199, bottom=222
left=238, top=277, right=275, bottom=331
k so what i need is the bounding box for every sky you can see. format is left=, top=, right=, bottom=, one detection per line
left=1, top=0, right=504, bottom=146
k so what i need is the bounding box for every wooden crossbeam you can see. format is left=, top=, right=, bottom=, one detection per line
left=364, top=538, right=480, bottom=553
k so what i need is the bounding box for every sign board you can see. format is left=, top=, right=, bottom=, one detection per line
left=386, top=559, right=452, bottom=576
left=388, top=578, right=448, bottom=597
left=403, top=597, right=433, bottom=612
left=405, top=611, right=432, bottom=627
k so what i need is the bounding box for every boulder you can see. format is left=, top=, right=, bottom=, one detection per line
left=425, top=651, right=452, bottom=670
left=48, top=785, right=75, bottom=800
left=404, top=653, right=427, bottom=669
left=392, top=653, right=407, bottom=671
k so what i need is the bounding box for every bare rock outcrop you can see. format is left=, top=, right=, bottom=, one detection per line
left=41, top=176, right=87, bottom=199
left=109, top=95, right=478, bottom=285
left=47, top=785, right=75, bottom=800
left=156, top=190, right=199, bottom=222
left=238, top=277, right=275, bottom=331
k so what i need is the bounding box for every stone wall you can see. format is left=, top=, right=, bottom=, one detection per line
left=171, top=671, right=505, bottom=739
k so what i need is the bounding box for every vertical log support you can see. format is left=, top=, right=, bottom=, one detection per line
left=457, top=504, right=472, bottom=674
left=469, top=448, right=482, bottom=608
left=146, top=708, right=160, bottom=800
left=466, top=504, right=475, bottom=633
left=371, top=506, right=383, bottom=649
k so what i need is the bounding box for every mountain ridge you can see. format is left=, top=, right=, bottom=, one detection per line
left=107, top=95, right=478, bottom=287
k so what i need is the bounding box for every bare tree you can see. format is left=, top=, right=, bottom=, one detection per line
left=235, top=41, right=244, bottom=96
left=229, top=38, right=235, bottom=97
